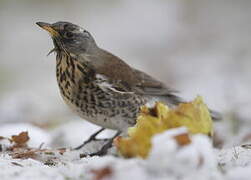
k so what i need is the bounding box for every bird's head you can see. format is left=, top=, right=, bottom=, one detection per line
left=36, top=21, right=97, bottom=55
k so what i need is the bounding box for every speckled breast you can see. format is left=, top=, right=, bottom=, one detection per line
left=55, top=53, right=146, bottom=131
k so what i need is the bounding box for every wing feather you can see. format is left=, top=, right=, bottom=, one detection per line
left=86, top=49, right=178, bottom=97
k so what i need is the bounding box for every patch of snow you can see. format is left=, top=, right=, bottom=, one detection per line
left=50, top=119, right=116, bottom=148
left=1, top=126, right=251, bottom=180
left=147, top=128, right=222, bottom=180
left=218, top=146, right=251, bottom=170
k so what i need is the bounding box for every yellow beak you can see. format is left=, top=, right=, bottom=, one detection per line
left=36, top=22, right=59, bottom=37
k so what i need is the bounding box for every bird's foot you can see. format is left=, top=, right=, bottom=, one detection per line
left=80, top=131, right=121, bottom=158
left=74, top=127, right=105, bottom=150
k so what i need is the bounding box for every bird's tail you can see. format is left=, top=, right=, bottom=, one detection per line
left=209, top=109, right=222, bottom=121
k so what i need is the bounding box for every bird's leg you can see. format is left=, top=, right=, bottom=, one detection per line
left=80, top=131, right=121, bottom=158
left=74, top=127, right=105, bottom=150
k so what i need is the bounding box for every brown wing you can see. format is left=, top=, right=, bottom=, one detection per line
left=87, top=49, right=178, bottom=96
left=89, top=49, right=139, bottom=86
left=131, top=69, right=178, bottom=95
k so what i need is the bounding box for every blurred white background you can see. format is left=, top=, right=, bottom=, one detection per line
left=0, top=0, right=251, bottom=148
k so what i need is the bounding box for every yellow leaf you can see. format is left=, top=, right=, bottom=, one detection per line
left=114, top=96, right=213, bottom=158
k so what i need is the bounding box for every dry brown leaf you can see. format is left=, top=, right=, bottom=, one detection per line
left=0, top=132, right=72, bottom=165
left=10, top=148, right=37, bottom=159
left=11, top=132, right=30, bottom=148
left=174, top=133, right=191, bottom=146
left=91, top=166, right=113, bottom=180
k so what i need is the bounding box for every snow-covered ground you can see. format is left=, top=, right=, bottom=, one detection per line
left=0, top=124, right=251, bottom=180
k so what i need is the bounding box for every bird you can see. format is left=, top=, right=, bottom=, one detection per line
left=36, top=21, right=220, bottom=155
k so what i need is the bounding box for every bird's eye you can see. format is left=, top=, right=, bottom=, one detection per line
left=64, top=24, right=69, bottom=29
left=83, top=30, right=89, bottom=35
left=65, top=32, right=74, bottom=38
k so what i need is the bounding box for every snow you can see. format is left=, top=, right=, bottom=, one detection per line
left=218, top=146, right=251, bottom=170
left=0, top=125, right=251, bottom=180
left=50, top=119, right=115, bottom=148
left=146, top=129, right=222, bottom=180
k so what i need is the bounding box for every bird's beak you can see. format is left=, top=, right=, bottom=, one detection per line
left=36, top=22, right=59, bottom=37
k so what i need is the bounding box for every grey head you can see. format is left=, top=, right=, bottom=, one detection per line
left=36, top=21, right=97, bottom=55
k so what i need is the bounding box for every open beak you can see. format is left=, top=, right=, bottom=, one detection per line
left=36, top=22, right=59, bottom=37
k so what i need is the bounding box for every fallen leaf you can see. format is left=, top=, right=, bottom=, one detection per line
left=174, top=133, right=191, bottom=146
left=115, top=96, right=213, bottom=158
left=0, top=132, right=73, bottom=165
left=11, top=132, right=29, bottom=148
left=166, top=97, right=213, bottom=136
left=10, top=148, right=37, bottom=159
left=91, top=166, right=113, bottom=180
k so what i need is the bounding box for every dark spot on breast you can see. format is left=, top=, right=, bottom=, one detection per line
left=76, top=64, right=85, bottom=73
left=65, top=81, right=70, bottom=89
left=60, top=72, right=66, bottom=82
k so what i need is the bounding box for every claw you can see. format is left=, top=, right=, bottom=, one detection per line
left=74, top=128, right=105, bottom=150
left=80, top=131, right=121, bottom=157
left=47, top=48, right=57, bottom=56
